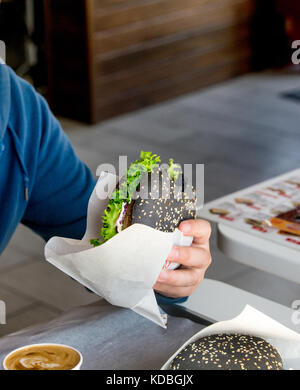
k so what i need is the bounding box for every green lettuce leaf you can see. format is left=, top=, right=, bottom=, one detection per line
left=90, top=151, right=161, bottom=246
left=168, top=159, right=182, bottom=181
left=100, top=201, right=123, bottom=243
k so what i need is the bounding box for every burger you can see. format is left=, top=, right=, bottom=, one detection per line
left=90, top=151, right=197, bottom=247
left=168, top=333, right=284, bottom=370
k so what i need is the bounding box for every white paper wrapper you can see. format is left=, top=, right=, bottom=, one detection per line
left=45, top=172, right=193, bottom=328
left=161, top=305, right=300, bottom=370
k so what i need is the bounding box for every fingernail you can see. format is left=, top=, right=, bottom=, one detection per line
left=168, top=247, right=179, bottom=260
left=180, top=221, right=191, bottom=234
left=158, top=270, right=168, bottom=282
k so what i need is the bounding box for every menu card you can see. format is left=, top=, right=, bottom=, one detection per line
left=199, top=168, right=300, bottom=251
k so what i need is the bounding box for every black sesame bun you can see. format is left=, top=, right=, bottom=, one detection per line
left=123, top=167, right=197, bottom=232
left=168, top=333, right=283, bottom=370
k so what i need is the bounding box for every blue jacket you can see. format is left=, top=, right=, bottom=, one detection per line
left=0, top=64, right=95, bottom=252
left=0, top=65, right=186, bottom=305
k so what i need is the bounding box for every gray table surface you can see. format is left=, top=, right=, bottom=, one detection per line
left=0, top=300, right=203, bottom=370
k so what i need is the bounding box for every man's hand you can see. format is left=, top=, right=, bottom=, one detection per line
left=153, top=219, right=212, bottom=299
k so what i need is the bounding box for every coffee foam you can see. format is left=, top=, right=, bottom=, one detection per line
left=4, top=344, right=82, bottom=371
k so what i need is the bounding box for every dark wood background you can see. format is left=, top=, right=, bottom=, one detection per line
left=43, top=0, right=266, bottom=123
left=277, top=0, right=300, bottom=42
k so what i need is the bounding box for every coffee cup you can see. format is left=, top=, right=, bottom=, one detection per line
left=3, top=343, right=83, bottom=370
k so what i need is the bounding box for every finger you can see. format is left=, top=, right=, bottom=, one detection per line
left=179, top=219, right=212, bottom=245
left=153, top=283, right=199, bottom=299
left=167, top=246, right=211, bottom=269
left=156, top=267, right=203, bottom=288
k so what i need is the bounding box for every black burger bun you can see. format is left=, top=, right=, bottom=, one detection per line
left=123, top=167, right=197, bottom=232
left=168, top=333, right=283, bottom=370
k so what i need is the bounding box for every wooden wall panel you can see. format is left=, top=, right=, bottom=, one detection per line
left=93, top=57, right=252, bottom=122
left=93, top=2, right=253, bottom=55
left=44, top=0, right=256, bottom=123
left=93, top=0, right=212, bottom=32
left=97, top=31, right=252, bottom=100
left=96, top=24, right=251, bottom=75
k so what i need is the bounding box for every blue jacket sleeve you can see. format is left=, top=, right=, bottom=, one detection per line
left=156, top=293, right=188, bottom=305
left=17, top=82, right=96, bottom=241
